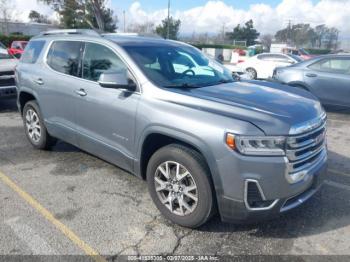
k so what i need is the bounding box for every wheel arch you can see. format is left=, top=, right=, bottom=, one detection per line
left=18, top=89, right=39, bottom=114
left=135, top=127, right=223, bottom=194
left=288, top=81, right=311, bottom=91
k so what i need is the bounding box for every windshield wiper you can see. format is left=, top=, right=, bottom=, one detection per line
left=164, top=83, right=203, bottom=89
left=205, top=79, right=235, bottom=87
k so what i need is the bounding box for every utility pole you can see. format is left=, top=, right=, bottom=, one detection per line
left=123, top=10, right=126, bottom=33
left=167, top=0, right=170, bottom=39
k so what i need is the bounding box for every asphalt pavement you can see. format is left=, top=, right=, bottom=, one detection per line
left=1, top=98, right=350, bottom=261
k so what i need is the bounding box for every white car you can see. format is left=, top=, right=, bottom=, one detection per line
left=239, top=53, right=303, bottom=80
left=0, top=46, right=17, bottom=98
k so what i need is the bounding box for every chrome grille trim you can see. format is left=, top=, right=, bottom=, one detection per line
left=289, top=112, right=326, bottom=135
left=287, top=122, right=326, bottom=148
left=286, top=113, right=327, bottom=183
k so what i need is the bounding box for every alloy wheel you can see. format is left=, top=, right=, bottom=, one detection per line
left=25, top=109, right=41, bottom=143
left=154, top=161, right=198, bottom=216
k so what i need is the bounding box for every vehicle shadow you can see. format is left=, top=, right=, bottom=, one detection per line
left=199, top=150, right=350, bottom=239
left=0, top=98, right=18, bottom=113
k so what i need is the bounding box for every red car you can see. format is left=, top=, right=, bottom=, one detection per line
left=7, top=41, right=28, bottom=58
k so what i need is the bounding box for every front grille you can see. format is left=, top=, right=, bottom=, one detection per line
left=286, top=114, right=327, bottom=175
left=0, top=70, right=14, bottom=76
left=0, top=70, right=15, bottom=87
left=0, top=77, right=15, bottom=87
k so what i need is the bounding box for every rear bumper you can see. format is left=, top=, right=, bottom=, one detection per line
left=0, top=86, right=17, bottom=98
left=216, top=148, right=327, bottom=224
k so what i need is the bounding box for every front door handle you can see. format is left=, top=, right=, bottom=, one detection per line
left=34, top=78, right=44, bottom=85
left=75, top=89, right=87, bottom=97
left=306, top=73, right=317, bottom=77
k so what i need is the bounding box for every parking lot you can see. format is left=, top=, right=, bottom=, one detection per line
left=1, top=98, right=350, bottom=260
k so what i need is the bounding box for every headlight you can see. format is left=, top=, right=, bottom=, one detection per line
left=226, top=133, right=286, bottom=156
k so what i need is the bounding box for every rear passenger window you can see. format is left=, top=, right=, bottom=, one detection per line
left=309, top=58, right=350, bottom=74
left=21, top=41, right=45, bottom=64
left=82, top=43, right=127, bottom=82
left=47, top=41, right=82, bottom=77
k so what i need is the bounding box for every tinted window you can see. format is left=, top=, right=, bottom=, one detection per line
left=82, top=43, right=127, bottom=81
left=21, top=40, right=45, bottom=64
left=47, top=41, right=82, bottom=77
left=309, top=58, right=350, bottom=74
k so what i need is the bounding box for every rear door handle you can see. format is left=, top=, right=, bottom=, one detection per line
left=34, top=78, right=44, bottom=85
left=75, top=89, right=87, bottom=97
left=306, top=73, right=317, bottom=77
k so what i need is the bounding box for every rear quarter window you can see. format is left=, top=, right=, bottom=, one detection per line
left=46, top=41, right=83, bottom=77
left=20, top=40, right=46, bottom=64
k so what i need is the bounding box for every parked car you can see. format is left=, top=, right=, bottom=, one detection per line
left=282, top=48, right=314, bottom=60
left=0, top=46, right=17, bottom=98
left=8, top=40, right=28, bottom=58
left=239, top=53, right=303, bottom=79
left=16, top=29, right=327, bottom=228
left=273, top=55, right=350, bottom=109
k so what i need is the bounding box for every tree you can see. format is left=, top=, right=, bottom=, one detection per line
left=275, top=23, right=316, bottom=47
left=226, top=19, right=260, bottom=46
left=275, top=23, right=339, bottom=49
left=38, top=0, right=117, bottom=32
left=155, top=16, right=181, bottom=40
left=28, top=10, right=51, bottom=24
left=260, top=34, right=273, bottom=51
left=127, top=21, right=155, bottom=35
left=0, top=0, right=15, bottom=35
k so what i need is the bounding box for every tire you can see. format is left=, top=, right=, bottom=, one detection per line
left=146, top=144, right=215, bottom=228
left=245, top=68, right=257, bottom=80
left=22, top=100, right=57, bottom=150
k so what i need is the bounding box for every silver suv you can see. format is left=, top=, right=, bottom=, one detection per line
left=16, top=30, right=328, bottom=228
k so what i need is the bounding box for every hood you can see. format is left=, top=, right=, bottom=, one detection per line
left=0, top=58, right=17, bottom=72
left=165, top=80, right=324, bottom=135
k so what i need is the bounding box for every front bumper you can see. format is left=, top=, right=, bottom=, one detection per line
left=216, top=148, right=327, bottom=223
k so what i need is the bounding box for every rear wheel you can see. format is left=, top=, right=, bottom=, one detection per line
left=23, top=101, right=56, bottom=150
left=146, top=144, right=215, bottom=228
left=245, top=68, right=257, bottom=80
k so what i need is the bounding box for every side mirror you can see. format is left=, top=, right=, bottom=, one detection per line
left=98, top=71, right=136, bottom=91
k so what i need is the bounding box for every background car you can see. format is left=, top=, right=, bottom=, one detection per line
left=0, top=46, right=18, bottom=98
left=239, top=53, right=303, bottom=80
left=282, top=47, right=314, bottom=60
left=273, top=55, right=350, bottom=109
left=8, top=40, right=28, bottom=58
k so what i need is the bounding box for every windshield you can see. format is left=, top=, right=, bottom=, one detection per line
left=289, top=54, right=304, bottom=62
left=123, top=44, right=234, bottom=88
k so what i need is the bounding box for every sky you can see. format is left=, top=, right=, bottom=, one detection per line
left=11, top=0, right=350, bottom=38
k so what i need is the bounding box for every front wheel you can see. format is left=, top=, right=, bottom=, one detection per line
left=147, top=144, right=215, bottom=228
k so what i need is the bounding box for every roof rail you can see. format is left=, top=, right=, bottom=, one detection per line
left=38, top=29, right=100, bottom=37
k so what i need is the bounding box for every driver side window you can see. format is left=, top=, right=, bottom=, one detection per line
left=82, top=42, right=127, bottom=82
